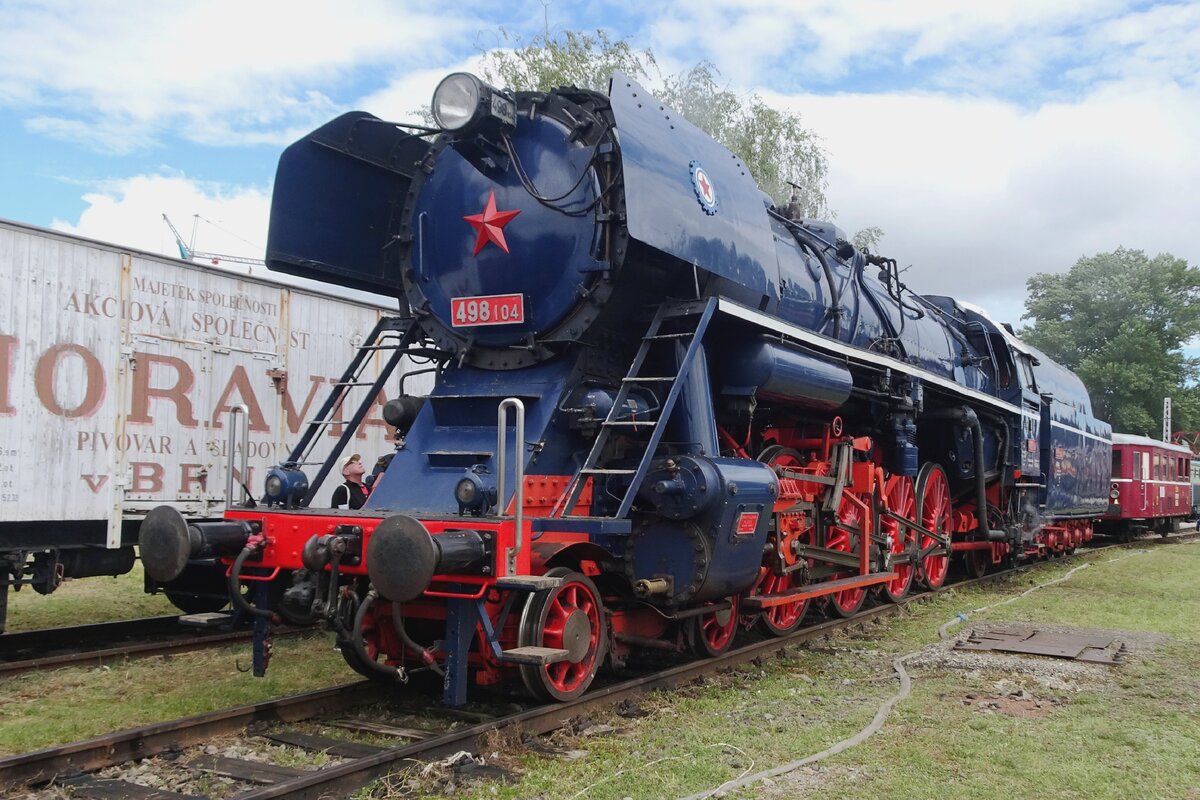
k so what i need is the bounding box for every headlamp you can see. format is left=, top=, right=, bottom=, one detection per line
left=431, top=72, right=516, bottom=137
left=264, top=464, right=309, bottom=508
left=455, top=465, right=497, bottom=516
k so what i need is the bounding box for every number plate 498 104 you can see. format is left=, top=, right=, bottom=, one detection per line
left=450, top=293, right=525, bottom=327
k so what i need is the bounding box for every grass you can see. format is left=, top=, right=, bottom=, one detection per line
left=0, top=632, right=354, bottom=754
left=386, top=542, right=1200, bottom=800
left=4, top=561, right=177, bottom=632
left=0, top=557, right=368, bottom=755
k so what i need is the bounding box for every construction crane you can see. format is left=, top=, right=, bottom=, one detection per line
left=162, top=213, right=266, bottom=267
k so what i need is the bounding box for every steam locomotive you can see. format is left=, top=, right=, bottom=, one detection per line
left=139, top=72, right=1111, bottom=704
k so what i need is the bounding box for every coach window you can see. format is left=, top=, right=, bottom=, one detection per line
left=1133, top=451, right=1142, bottom=480
left=1019, top=357, right=1037, bottom=391
left=1155, top=452, right=1162, bottom=480
left=1112, top=449, right=1122, bottom=477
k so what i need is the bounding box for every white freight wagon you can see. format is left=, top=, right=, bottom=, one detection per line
left=0, top=218, right=432, bottom=628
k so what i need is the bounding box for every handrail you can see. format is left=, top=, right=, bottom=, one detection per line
left=226, top=404, right=249, bottom=509
left=497, top=398, right=525, bottom=575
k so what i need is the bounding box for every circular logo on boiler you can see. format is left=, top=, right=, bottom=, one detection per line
left=689, top=160, right=718, bottom=215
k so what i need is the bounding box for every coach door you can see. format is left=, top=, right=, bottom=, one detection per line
left=1131, top=448, right=1149, bottom=515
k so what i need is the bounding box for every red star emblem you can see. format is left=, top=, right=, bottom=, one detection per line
left=463, top=190, right=520, bottom=255
left=698, top=173, right=711, bottom=199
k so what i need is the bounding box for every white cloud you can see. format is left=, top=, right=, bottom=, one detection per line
left=0, top=0, right=471, bottom=151
left=51, top=173, right=270, bottom=262
left=646, top=0, right=1196, bottom=92
left=760, top=78, right=1200, bottom=325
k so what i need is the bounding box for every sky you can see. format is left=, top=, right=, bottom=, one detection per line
left=1, top=0, right=1198, bottom=327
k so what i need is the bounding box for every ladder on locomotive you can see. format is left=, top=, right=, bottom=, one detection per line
left=555, top=297, right=717, bottom=519
left=286, top=315, right=423, bottom=507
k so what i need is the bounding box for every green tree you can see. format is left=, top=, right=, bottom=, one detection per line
left=1020, top=247, right=1200, bottom=435
left=851, top=226, right=885, bottom=253
left=479, top=29, right=658, bottom=99
left=477, top=30, right=829, bottom=216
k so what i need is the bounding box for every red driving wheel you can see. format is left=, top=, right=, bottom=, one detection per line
left=880, top=474, right=917, bottom=602
left=827, top=493, right=867, bottom=617
left=916, top=463, right=952, bottom=589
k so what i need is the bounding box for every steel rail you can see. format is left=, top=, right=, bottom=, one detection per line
left=0, top=682, right=388, bottom=787
left=1, top=615, right=184, bottom=654
left=0, top=617, right=305, bottom=677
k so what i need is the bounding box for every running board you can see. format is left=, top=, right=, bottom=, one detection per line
left=741, top=572, right=896, bottom=611
left=499, top=646, right=571, bottom=665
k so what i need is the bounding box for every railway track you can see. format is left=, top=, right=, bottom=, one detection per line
left=0, top=615, right=306, bottom=678
left=5, top=531, right=1194, bottom=799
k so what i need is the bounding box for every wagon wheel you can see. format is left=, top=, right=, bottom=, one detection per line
left=163, top=562, right=234, bottom=615
left=826, top=492, right=868, bottom=617
left=753, top=445, right=811, bottom=635
left=879, top=474, right=917, bottom=603
left=518, top=568, right=607, bottom=702
left=962, top=548, right=990, bottom=579
left=962, top=506, right=1003, bottom=579
left=916, top=463, right=952, bottom=589
left=686, top=595, right=740, bottom=657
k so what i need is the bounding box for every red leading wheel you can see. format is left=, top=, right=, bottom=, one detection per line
left=916, top=463, right=952, bottom=589
left=880, top=475, right=917, bottom=603
left=338, top=594, right=405, bottom=681
left=687, top=595, right=740, bottom=657
left=826, top=494, right=868, bottom=617
left=518, top=569, right=608, bottom=702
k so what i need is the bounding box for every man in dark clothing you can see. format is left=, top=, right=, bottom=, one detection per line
left=331, top=453, right=370, bottom=509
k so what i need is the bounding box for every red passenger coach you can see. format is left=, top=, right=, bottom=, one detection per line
left=1099, top=434, right=1192, bottom=539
